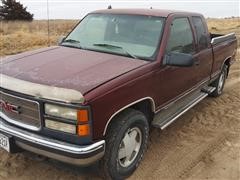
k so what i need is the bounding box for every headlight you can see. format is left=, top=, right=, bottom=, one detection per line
left=45, top=104, right=78, bottom=120
left=44, top=103, right=90, bottom=136
left=45, top=119, right=76, bottom=134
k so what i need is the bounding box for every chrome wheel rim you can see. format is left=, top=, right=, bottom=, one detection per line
left=118, top=127, right=142, bottom=167
left=218, top=72, right=225, bottom=93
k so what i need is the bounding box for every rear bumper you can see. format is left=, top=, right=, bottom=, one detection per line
left=0, top=120, right=105, bottom=166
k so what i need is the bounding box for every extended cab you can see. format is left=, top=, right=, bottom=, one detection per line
left=0, top=9, right=237, bottom=179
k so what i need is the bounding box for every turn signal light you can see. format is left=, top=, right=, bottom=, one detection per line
left=77, top=124, right=90, bottom=136
left=77, top=109, right=89, bottom=123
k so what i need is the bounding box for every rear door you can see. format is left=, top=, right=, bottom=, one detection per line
left=191, top=16, right=213, bottom=83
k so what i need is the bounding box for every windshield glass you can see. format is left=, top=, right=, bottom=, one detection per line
left=63, top=14, right=165, bottom=61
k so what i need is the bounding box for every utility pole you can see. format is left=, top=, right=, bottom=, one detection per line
left=47, top=0, right=50, bottom=47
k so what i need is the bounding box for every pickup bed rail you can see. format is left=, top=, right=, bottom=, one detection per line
left=211, top=33, right=236, bottom=45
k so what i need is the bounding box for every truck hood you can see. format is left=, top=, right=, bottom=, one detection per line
left=0, top=46, right=148, bottom=96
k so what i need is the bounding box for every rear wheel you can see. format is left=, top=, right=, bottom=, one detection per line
left=100, top=109, right=149, bottom=180
left=210, top=64, right=228, bottom=97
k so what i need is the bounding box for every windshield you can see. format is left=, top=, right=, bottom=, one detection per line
left=63, top=14, right=165, bottom=61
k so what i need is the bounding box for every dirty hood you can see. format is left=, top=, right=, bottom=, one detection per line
left=0, top=46, right=148, bottom=96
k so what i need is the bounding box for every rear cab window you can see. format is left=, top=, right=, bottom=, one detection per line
left=192, top=16, right=209, bottom=51
left=166, top=17, right=195, bottom=54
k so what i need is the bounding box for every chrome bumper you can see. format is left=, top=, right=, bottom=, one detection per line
left=0, top=120, right=105, bottom=166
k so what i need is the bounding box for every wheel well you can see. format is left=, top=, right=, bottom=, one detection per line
left=131, top=99, right=155, bottom=123
left=103, top=98, right=155, bottom=136
left=224, top=58, right=231, bottom=77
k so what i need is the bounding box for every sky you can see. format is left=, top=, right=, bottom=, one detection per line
left=17, top=0, right=240, bottom=19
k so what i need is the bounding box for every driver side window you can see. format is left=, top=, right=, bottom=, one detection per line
left=166, top=18, right=195, bottom=54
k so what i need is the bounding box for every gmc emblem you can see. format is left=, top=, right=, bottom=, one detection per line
left=0, top=100, right=20, bottom=114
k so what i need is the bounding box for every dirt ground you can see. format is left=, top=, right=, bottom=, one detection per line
left=0, top=50, right=239, bottom=180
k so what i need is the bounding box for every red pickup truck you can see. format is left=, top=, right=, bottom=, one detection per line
left=0, top=9, right=237, bottom=179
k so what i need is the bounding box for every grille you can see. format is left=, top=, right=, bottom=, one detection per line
left=0, top=91, right=41, bottom=130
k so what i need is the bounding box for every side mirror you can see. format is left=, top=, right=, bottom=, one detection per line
left=58, top=36, right=65, bottom=45
left=163, top=52, right=194, bottom=67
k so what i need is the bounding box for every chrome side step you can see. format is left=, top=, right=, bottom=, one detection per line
left=152, top=86, right=216, bottom=129
left=201, top=86, right=216, bottom=94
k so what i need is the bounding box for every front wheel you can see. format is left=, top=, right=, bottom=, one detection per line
left=210, top=64, right=228, bottom=97
left=100, top=109, right=149, bottom=180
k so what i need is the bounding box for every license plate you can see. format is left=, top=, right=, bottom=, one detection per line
left=0, top=133, right=10, bottom=152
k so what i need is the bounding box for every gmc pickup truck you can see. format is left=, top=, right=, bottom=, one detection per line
left=0, top=9, right=237, bottom=179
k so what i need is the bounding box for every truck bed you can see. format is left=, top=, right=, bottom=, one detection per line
left=210, top=33, right=237, bottom=78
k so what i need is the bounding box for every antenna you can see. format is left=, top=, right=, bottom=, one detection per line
left=47, top=0, right=50, bottom=47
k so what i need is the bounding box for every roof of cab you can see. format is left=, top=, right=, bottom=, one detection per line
left=91, top=9, right=203, bottom=17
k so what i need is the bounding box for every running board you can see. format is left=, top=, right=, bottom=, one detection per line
left=201, top=86, right=216, bottom=94
left=152, top=86, right=216, bottom=129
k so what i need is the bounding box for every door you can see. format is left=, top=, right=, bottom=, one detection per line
left=154, top=17, right=200, bottom=109
left=191, top=16, right=213, bottom=83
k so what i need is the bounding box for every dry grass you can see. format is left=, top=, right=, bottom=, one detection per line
left=207, top=18, right=240, bottom=46
left=0, top=20, right=77, bottom=56
left=207, top=18, right=240, bottom=33
left=0, top=18, right=239, bottom=56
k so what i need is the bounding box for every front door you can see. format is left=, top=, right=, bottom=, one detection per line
left=154, top=16, right=200, bottom=109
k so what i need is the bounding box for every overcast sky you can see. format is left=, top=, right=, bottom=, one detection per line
left=18, top=0, right=239, bottom=19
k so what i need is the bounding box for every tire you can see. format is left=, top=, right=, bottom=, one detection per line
left=210, top=64, right=228, bottom=97
left=99, top=109, right=149, bottom=180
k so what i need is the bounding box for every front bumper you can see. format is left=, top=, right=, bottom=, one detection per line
left=0, top=120, right=105, bottom=166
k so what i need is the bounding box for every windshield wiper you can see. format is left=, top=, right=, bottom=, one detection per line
left=63, top=39, right=80, bottom=44
left=93, top=43, right=138, bottom=59
left=61, top=39, right=82, bottom=49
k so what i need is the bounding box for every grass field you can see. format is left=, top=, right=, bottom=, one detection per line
left=0, top=20, right=78, bottom=56
left=0, top=18, right=239, bottom=56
